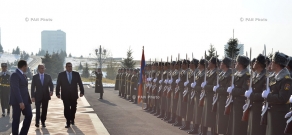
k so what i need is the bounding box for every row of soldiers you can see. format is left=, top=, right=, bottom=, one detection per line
left=114, top=51, right=292, bottom=135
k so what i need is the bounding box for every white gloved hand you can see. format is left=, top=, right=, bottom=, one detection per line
left=244, top=88, right=253, bottom=98
left=149, top=78, right=153, bottom=82
left=289, top=95, right=292, bottom=103
left=227, top=86, right=234, bottom=93
left=164, top=79, right=168, bottom=84
left=134, top=88, right=137, bottom=90
left=242, top=104, right=248, bottom=110
left=168, top=79, right=173, bottom=84
left=261, top=87, right=270, bottom=98
left=176, top=79, right=180, bottom=84
left=191, top=82, right=196, bottom=88
left=184, top=81, right=189, bottom=86
left=159, top=80, right=162, bottom=84
left=213, top=84, right=219, bottom=92
left=201, top=81, right=207, bottom=88
left=285, top=112, right=292, bottom=118
left=153, top=79, right=157, bottom=83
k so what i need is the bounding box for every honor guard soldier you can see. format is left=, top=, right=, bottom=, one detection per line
left=191, top=59, right=207, bottom=134
left=115, top=69, right=121, bottom=92
left=0, top=63, right=11, bottom=116
left=262, top=52, right=292, bottom=135
left=176, top=59, right=190, bottom=129
left=244, top=54, right=269, bottom=135
left=125, top=68, right=130, bottom=99
left=214, top=57, right=232, bottom=134
left=153, top=62, right=163, bottom=116
left=200, top=56, right=219, bottom=135
left=167, top=61, right=180, bottom=123
left=130, top=69, right=138, bottom=103
left=158, top=62, right=169, bottom=119
left=120, top=68, right=127, bottom=98
left=227, top=55, right=250, bottom=135
left=143, top=65, right=150, bottom=110
left=149, top=62, right=157, bottom=114
left=94, top=68, right=104, bottom=99
left=185, top=58, right=199, bottom=133
left=127, top=69, right=134, bottom=101
left=164, top=61, right=176, bottom=121
left=286, top=57, right=292, bottom=77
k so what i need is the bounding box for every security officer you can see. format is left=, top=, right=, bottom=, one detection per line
left=158, top=62, right=169, bottom=119
left=262, top=52, right=292, bottom=135
left=95, top=68, right=104, bottom=99
left=190, top=59, right=207, bottom=134
left=244, top=54, right=268, bottom=135
left=176, top=60, right=190, bottom=128
left=183, top=58, right=199, bottom=131
left=0, top=63, right=11, bottom=116
left=227, top=55, right=250, bottom=135
left=200, top=56, right=219, bottom=135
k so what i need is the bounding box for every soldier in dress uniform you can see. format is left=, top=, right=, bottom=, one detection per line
left=164, top=61, right=176, bottom=121
left=261, top=52, right=292, bottom=135
left=154, top=62, right=163, bottom=116
left=127, top=69, right=134, bottom=101
left=115, top=69, right=120, bottom=91
left=244, top=54, right=268, bottom=135
left=120, top=68, right=127, bottom=98
left=125, top=68, right=130, bottom=99
left=167, top=61, right=180, bottom=123
left=185, top=58, right=199, bottom=134
left=200, top=57, right=219, bottom=135
left=191, top=59, right=207, bottom=134
left=0, top=63, right=11, bottom=116
left=213, top=57, right=232, bottom=135
left=149, top=63, right=157, bottom=114
left=158, top=62, right=169, bottom=119
left=130, top=69, right=138, bottom=103
left=143, top=65, right=150, bottom=110
left=94, top=68, right=104, bottom=99
left=226, top=55, right=250, bottom=135
left=176, top=60, right=190, bottom=128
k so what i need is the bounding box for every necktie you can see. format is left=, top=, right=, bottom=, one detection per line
left=41, top=74, right=44, bottom=85
left=69, top=72, right=72, bottom=84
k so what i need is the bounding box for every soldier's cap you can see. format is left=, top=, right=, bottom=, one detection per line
left=126, top=68, right=130, bottom=71
left=164, top=62, right=170, bottom=66
left=176, top=60, right=182, bottom=65
left=159, top=62, right=164, bottom=66
left=134, top=69, right=139, bottom=72
left=130, top=68, right=133, bottom=71
left=1, top=63, right=7, bottom=67
left=152, top=62, right=158, bottom=66
left=199, top=59, right=207, bottom=66
left=272, top=52, right=289, bottom=67
left=256, top=54, right=267, bottom=66
left=191, top=58, right=199, bottom=66
left=251, top=58, right=256, bottom=63
left=171, top=61, right=176, bottom=65
left=209, top=56, right=219, bottom=65
left=236, top=55, right=250, bottom=67
left=222, top=57, right=232, bottom=67
left=287, top=57, right=292, bottom=69
left=182, top=59, right=190, bottom=65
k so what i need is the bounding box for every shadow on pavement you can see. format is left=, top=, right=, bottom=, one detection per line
left=98, top=99, right=117, bottom=106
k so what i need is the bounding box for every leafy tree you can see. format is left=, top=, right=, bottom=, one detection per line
left=41, top=51, right=66, bottom=79
left=82, top=63, right=90, bottom=78
left=106, top=58, right=118, bottom=80
left=78, top=62, right=83, bottom=70
left=225, top=38, right=240, bottom=58
left=206, top=44, right=219, bottom=60
left=121, top=47, right=136, bottom=68
left=0, top=44, right=3, bottom=52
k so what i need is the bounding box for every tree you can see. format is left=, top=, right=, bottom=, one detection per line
left=121, top=47, right=136, bottom=68
left=80, top=55, right=83, bottom=58
left=78, top=62, right=83, bottom=70
left=69, top=53, right=72, bottom=57
left=41, top=51, right=66, bottom=79
left=82, top=63, right=90, bottom=78
left=206, top=44, right=219, bottom=60
left=225, top=38, right=240, bottom=58
left=0, top=44, right=3, bottom=52
left=31, top=52, right=34, bottom=56
left=106, top=58, right=118, bottom=80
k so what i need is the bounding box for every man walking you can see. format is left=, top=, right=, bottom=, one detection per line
left=31, top=64, right=54, bottom=127
left=0, top=63, right=11, bottom=117
left=10, top=60, right=32, bottom=135
left=56, top=62, right=84, bottom=128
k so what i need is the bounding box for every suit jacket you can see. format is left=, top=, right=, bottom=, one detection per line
left=9, top=69, right=32, bottom=105
left=31, top=73, right=54, bottom=102
left=56, top=71, right=84, bottom=101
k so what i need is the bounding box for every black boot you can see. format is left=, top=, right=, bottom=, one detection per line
left=143, top=104, right=149, bottom=110
left=211, top=127, right=218, bottom=135
left=154, top=109, right=160, bottom=116
left=199, top=127, right=207, bottom=135
left=187, top=124, right=199, bottom=134
left=173, top=116, right=182, bottom=126
left=157, top=110, right=165, bottom=118
left=168, top=114, right=176, bottom=123
left=180, top=121, right=190, bottom=130
left=99, top=93, right=103, bottom=99
left=150, top=108, right=156, bottom=114
left=162, top=112, right=168, bottom=120
left=146, top=107, right=152, bottom=112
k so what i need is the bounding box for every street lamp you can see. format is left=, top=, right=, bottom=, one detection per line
left=95, top=45, right=107, bottom=70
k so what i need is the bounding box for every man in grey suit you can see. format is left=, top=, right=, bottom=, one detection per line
left=31, top=64, right=54, bottom=127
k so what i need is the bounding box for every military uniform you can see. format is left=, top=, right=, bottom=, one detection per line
left=130, top=69, right=138, bottom=103
left=120, top=69, right=126, bottom=98
left=264, top=52, right=292, bottom=135
left=167, top=62, right=179, bottom=123
left=158, top=62, right=169, bottom=119
left=201, top=66, right=218, bottom=134
left=143, top=65, right=150, bottom=110
left=115, top=69, right=120, bottom=91
left=149, top=65, right=156, bottom=113
left=153, top=63, right=162, bottom=116
left=164, top=62, right=175, bottom=121
left=0, top=64, right=11, bottom=116
left=94, top=70, right=104, bottom=99
left=230, top=55, right=250, bottom=135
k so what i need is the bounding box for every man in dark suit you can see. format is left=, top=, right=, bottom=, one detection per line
left=31, top=64, right=54, bottom=127
left=56, top=62, right=84, bottom=128
left=9, top=60, right=32, bottom=135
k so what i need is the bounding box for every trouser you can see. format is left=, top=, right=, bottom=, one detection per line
left=100, top=93, right=103, bottom=98
left=62, top=98, right=77, bottom=125
left=12, top=104, right=32, bottom=135
left=35, top=99, right=49, bottom=124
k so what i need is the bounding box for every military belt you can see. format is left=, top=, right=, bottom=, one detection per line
left=0, top=84, right=10, bottom=87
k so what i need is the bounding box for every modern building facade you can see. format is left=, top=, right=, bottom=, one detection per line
left=224, top=44, right=244, bottom=56
left=41, top=30, right=66, bottom=54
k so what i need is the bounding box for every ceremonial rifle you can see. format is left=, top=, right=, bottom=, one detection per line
left=261, top=45, right=269, bottom=125
left=199, top=51, right=207, bottom=107
left=183, top=53, right=189, bottom=102
left=212, top=51, right=219, bottom=112
left=167, top=56, right=173, bottom=98
left=174, top=53, right=181, bottom=99
left=224, top=52, right=235, bottom=115
left=163, top=57, right=169, bottom=96
left=158, top=58, right=163, bottom=96
left=242, top=48, right=252, bottom=121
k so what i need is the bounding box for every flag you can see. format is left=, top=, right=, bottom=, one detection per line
left=138, top=46, right=145, bottom=104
